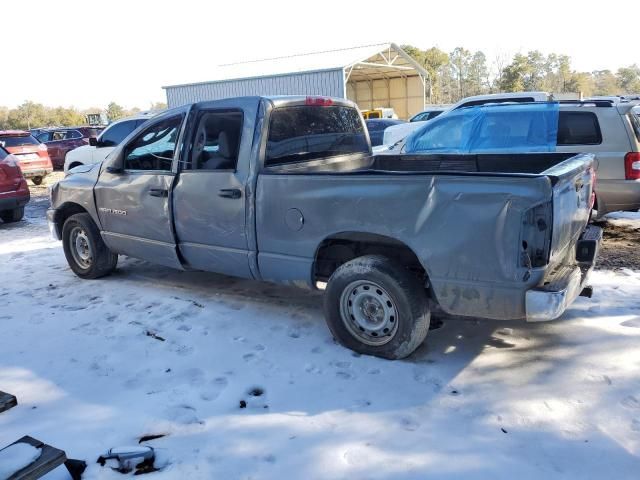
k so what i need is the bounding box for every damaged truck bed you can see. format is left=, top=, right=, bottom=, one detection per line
left=48, top=96, right=600, bottom=359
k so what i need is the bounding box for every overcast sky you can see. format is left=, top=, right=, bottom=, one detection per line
left=1, top=0, right=635, bottom=109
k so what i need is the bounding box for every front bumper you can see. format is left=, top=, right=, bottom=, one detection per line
left=47, top=208, right=62, bottom=240
left=525, top=225, right=602, bottom=322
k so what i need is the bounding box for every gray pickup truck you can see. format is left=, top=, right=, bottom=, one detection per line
left=48, top=96, right=601, bottom=359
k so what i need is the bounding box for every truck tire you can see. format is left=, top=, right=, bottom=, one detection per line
left=323, top=255, right=430, bottom=360
left=62, top=213, right=118, bottom=279
left=0, top=207, right=24, bottom=223
left=32, top=176, right=43, bottom=186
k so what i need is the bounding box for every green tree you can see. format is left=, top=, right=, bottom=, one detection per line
left=566, top=72, right=594, bottom=96
left=7, top=101, right=47, bottom=129
left=401, top=45, right=450, bottom=103
left=0, top=107, right=9, bottom=129
left=150, top=101, right=167, bottom=111
left=106, top=102, right=125, bottom=121
left=592, top=70, right=619, bottom=95
left=499, top=53, right=529, bottom=92
left=616, top=65, right=640, bottom=93
left=468, top=51, right=489, bottom=96
left=449, top=47, right=472, bottom=98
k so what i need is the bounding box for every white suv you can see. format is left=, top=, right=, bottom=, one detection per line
left=63, top=113, right=157, bottom=173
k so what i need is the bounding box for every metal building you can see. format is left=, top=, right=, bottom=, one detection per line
left=163, top=43, right=429, bottom=119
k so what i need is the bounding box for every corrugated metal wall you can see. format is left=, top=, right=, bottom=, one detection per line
left=165, top=69, right=345, bottom=108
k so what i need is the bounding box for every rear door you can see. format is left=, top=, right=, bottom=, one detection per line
left=555, top=108, right=631, bottom=211
left=94, top=114, right=185, bottom=268
left=172, top=100, right=259, bottom=278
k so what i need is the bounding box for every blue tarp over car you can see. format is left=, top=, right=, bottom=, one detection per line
left=405, top=102, right=560, bottom=154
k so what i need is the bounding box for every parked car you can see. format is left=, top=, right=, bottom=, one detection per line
left=36, top=127, right=104, bottom=169
left=48, top=96, right=599, bottom=359
left=365, top=119, right=405, bottom=146
left=395, top=100, right=640, bottom=217
left=409, top=107, right=446, bottom=122
left=0, top=146, right=29, bottom=223
left=63, top=114, right=155, bottom=173
left=381, top=92, right=551, bottom=148
left=0, top=130, right=53, bottom=185
left=361, top=108, right=397, bottom=119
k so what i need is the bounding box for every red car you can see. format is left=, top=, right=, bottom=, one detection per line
left=35, top=127, right=104, bottom=169
left=0, top=146, right=29, bottom=223
left=0, top=130, right=53, bottom=185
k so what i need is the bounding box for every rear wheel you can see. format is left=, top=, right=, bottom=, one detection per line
left=0, top=207, right=24, bottom=223
left=323, top=255, right=430, bottom=359
left=62, top=213, right=117, bottom=279
left=31, top=176, right=43, bottom=186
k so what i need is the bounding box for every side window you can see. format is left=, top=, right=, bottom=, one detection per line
left=123, top=115, right=182, bottom=171
left=191, top=110, right=243, bottom=171
left=52, top=131, right=66, bottom=141
left=627, top=112, right=640, bottom=142
left=366, top=121, right=383, bottom=132
left=36, top=132, right=51, bottom=142
left=557, top=112, right=602, bottom=145
left=99, top=120, right=138, bottom=147
left=66, top=130, right=82, bottom=140
left=405, top=114, right=472, bottom=152
left=428, top=111, right=443, bottom=120
left=265, top=106, right=368, bottom=166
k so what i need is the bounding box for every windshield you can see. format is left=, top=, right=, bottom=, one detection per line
left=265, top=106, right=369, bottom=166
left=0, top=135, right=39, bottom=148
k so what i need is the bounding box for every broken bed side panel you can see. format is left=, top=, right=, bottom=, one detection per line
left=255, top=172, right=554, bottom=320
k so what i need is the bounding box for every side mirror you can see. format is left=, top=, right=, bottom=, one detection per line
left=89, top=137, right=98, bottom=147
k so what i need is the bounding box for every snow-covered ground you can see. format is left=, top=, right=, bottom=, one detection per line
left=1, top=198, right=640, bottom=479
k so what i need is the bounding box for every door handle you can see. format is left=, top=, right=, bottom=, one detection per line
left=218, top=188, right=242, bottom=199
left=149, top=188, right=168, bottom=198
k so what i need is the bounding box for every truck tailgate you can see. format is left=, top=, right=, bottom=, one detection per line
left=544, top=153, right=596, bottom=265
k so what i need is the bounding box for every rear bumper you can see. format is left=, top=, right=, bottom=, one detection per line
left=21, top=168, right=53, bottom=178
left=0, top=193, right=30, bottom=211
left=596, top=179, right=640, bottom=215
left=525, top=225, right=602, bottom=322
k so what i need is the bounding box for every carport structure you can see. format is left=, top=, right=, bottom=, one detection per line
left=163, top=43, right=430, bottom=119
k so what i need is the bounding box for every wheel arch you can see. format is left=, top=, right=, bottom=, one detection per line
left=55, top=202, right=93, bottom=231
left=313, top=231, right=430, bottom=286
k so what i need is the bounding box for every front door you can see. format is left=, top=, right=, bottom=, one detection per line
left=94, top=114, right=184, bottom=268
left=172, top=107, right=253, bottom=278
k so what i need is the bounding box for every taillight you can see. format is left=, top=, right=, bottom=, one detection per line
left=624, top=152, right=640, bottom=180
left=590, top=167, right=596, bottom=209
left=305, top=96, right=333, bottom=106
left=38, top=143, right=48, bottom=151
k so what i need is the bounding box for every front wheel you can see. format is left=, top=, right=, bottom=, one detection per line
left=323, top=255, right=430, bottom=360
left=31, top=176, right=43, bottom=186
left=0, top=207, right=24, bottom=223
left=62, top=213, right=118, bottom=279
